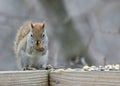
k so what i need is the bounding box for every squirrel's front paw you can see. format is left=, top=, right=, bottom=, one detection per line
left=45, top=64, right=54, bottom=70
left=23, top=67, right=28, bottom=71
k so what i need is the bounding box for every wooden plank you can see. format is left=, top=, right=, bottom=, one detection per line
left=50, top=71, right=120, bottom=86
left=0, top=70, right=48, bottom=86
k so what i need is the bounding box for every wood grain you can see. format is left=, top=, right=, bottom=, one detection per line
left=0, top=70, right=48, bottom=86
left=50, top=71, right=120, bottom=86
left=0, top=70, right=120, bottom=86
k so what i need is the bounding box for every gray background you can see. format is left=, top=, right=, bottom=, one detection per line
left=0, top=0, right=120, bottom=70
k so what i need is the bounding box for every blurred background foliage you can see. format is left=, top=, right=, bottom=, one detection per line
left=0, top=0, right=120, bottom=70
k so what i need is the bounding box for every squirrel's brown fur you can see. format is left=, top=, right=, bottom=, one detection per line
left=14, top=22, right=31, bottom=54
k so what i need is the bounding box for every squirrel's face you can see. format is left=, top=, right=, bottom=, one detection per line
left=29, top=22, right=48, bottom=52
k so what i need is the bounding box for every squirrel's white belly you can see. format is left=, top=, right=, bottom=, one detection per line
left=28, top=50, right=48, bottom=68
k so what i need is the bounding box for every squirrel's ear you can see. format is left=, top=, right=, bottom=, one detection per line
left=29, top=21, right=34, bottom=31
left=30, top=22, right=34, bottom=28
left=41, top=22, right=45, bottom=28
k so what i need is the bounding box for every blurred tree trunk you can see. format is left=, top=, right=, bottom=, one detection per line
left=39, top=0, right=92, bottom=67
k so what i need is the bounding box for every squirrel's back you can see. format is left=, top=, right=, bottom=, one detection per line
left=14, top=22, right=31, bottom=54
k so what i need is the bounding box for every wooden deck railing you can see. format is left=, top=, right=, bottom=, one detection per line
left=0, top=70, right=48, bottom=86
left=50, top=71, right=120, bottom=86
left=0, top=70, right=120, bottom=86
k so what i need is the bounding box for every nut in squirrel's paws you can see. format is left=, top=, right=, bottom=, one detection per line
left=36, top=43, right=44, bottom=52
left=23, top=67, right=37, bottom=71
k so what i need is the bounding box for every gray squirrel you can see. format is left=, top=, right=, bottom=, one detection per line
left=14, top=21, right=48, bottom=70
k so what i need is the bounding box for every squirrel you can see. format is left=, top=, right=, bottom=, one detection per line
left=14, top=21, right=48, bottom=70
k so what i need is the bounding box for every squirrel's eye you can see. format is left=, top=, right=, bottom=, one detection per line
left=42, top=34, right=45, bottom=38
left=31, top=34, right=33, bottom=37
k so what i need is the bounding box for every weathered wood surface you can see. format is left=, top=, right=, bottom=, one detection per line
left=0, top=70, right=48, bottom=86
left=50, top=71, right=120, bottom=86
left=0, top=70, right=120, bottom=86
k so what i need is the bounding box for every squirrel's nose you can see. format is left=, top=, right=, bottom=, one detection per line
left=36, top=41, right=39, bottom=45
left=35, top=40, right=43, bottom=48
left=36, top=40, right=40, bottom=45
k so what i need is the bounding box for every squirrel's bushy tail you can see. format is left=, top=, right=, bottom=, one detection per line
left=14, top=22, right=31, bottom=54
